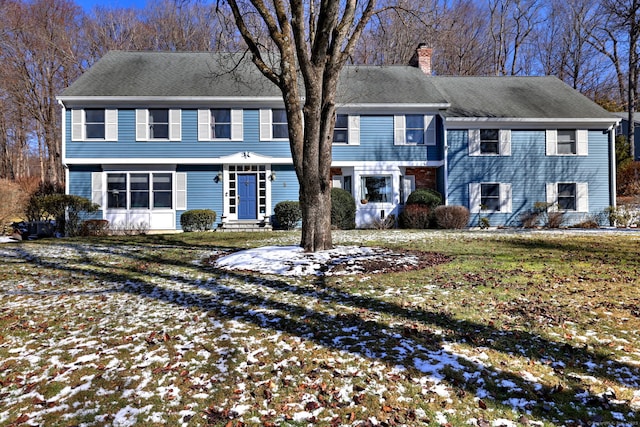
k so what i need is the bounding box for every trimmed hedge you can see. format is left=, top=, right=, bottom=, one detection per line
left=405, top=188, right=442, bottom=208
left=180, top=209, right=217, bottom=232
left=274, top=201, right=301, bottom=230
left=434, top=205, right=469, bottom=229
left=331, top=188, right=356, bottom=230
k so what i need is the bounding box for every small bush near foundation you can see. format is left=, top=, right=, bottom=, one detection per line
left=399, top=204, right=432, bottom=229
left=546, top=211, right=565, bottom=228
left=180, top=209, right=217, bottom=232
left=274, top=201, right=301, bottom=230
left=331, top=188, right=356, bottom=230
left=405, top=189, right=442, bottom=208
left=80, top=219, right=110, bottom=236
left=434, top=205, right=470, bottom=229
left=27, top=194, right=98, bottom=237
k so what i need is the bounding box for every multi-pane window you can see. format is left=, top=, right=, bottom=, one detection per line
left=130, top=174, right=150, bottom=208
left=405, top=115, right=425, bottom=144
left=85, top=109, right=106, bottom=139
left=149, top=109, right=169, bottom=139
left=480, top=129, right=499, bottom=154
left=333, top=114, right=349, bottom=143
left=107, top=174, right=127, bottom=209
left=557, top=130, right=576, bottom=155
left=557, top=183, right=576, bottom=210
left=480, top=183, right=501, bottom=211
left=272, top=109, right=289, bottom=139
left=361, top=176, right=392, bottom=203
left=211, top=109, right=231, bottom=139
left=106, top=173, right=173, bottom=209
left=153, top=174, right=173, bottom=208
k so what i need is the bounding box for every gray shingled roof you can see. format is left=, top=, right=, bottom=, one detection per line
left=61, top=51, right=280, bottom=98
left=60, top=51, right=617, bottom=121
left=60, top=51, right=449, bottom=106
left=432, top=76, right=615, bottom=119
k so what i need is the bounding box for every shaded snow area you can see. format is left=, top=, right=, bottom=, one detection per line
left=0, top=230, right=639, bottom=427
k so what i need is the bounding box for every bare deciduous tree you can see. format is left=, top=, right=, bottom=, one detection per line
left=595, top=0, right=640, bottom=158
left=225, top=0, right=376, bottom=252
left=489, top=0, right=543, bottom=75
left=433, top=0, right=492, bottom=75
left=1, top=0, right=85, bottom=185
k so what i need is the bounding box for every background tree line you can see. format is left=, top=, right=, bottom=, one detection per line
left=0, top=0, right=637, bottom=188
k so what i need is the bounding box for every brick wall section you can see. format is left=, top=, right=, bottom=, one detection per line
left=405, top=167, right=437, bottom=189
left=330, top=168, right=343, bottom=181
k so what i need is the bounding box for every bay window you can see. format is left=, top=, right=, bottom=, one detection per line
left=361, top=176, right=392, bottom=203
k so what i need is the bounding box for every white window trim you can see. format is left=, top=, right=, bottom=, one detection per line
left=92, top=171, right=186, bottom=211
left=333, top=114, right=360, bottom=145
left=136, top=109, right=181, bottom=141
left=198, top=109, right=243, bottom=141
left=469, top=182, right=512, bottom=213
left=401, top=175, right=416, bottom=204
left=469, top=129, right=511, bottom=156
left=546, top=182, right=588, bottom=212
left=394, top=114, right=436, bottom=146
left=546, top=129, right=588, bottom=156
left=72, top=109, right=118, bottom=141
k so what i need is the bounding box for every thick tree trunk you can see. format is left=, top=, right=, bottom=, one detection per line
left=295, top=79, right=334, bottom=252
left=299, top=177, right=332, bottom=252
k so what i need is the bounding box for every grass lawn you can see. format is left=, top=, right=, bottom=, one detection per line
left=1, top=229, right=639, bottom=426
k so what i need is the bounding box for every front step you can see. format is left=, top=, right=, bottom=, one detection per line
left=217, top=220, right=273, bottom=232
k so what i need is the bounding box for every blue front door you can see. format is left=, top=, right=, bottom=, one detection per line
left=238, top=174, right=257, bottom=219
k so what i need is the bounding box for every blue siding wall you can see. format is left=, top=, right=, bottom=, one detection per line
left=176, top=165, right=223, bottom=230
left=270, top=164, right=299, bottom=208
left=68, top=166, right=103, bottom=220
left=66, top=109, right=442, bottom=162
left=447, top=129, right=611, bottom=226
left=332, top=115, right=439, bottom=162
left=66, top=109, right=292, bottom=159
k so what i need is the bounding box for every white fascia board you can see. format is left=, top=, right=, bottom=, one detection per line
left=57, top=96, right=285, bottom=108
left=331, top=160, right=444, bottom=168
left=444, top=117, right=621, bottom=129
left=65, top=157, right=294, bottom=165
left=337, top=103, right=450, bottom=112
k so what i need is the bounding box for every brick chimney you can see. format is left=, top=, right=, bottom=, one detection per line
left=409, top=43, right=432, bottom=75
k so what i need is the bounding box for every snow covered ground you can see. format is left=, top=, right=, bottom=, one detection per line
left=1, top=230, right=639, bottom=426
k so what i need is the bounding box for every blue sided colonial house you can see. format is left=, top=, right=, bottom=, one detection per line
left=58, top=46, right=620, bottom=231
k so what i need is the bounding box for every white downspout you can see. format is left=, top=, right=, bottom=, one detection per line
left=442, top=114, right=449, bottom=205
left=57, top=99, right=69, bottom=195
left=609, top=124, right=617, bottom=209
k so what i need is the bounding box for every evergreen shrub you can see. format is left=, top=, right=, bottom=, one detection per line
left=180, top=209, right=217, bottom=232
left=405, top=189, right=442, bottom=208
left=331, top=188, right=356, bottom=229
left=274, top=201, right=301, bottom=230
